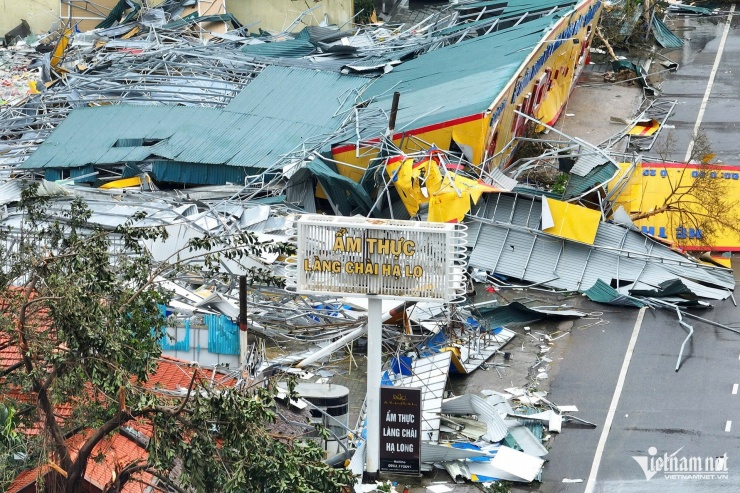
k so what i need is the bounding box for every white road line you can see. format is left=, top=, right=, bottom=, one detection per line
left=733, top=384, right=739, bottom=395
left=584, top=308, right=646, bottom=493
left=726, top=421, right=733, bottom=433
left=685, top=4, right=735, bottom=162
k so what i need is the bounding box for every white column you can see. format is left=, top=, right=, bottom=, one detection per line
left=365, top=297, right=383, bottom=478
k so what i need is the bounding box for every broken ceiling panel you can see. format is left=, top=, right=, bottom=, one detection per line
left=467, top=193, right=734, bottom=297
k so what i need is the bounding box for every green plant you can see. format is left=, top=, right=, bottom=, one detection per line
left=478, top=480, right=512, bottom=493
left=0, top=185, right=349, bottom=493
left=551, top=172, right=569, bottom=194
left=354, top=0, right=375, bottom=24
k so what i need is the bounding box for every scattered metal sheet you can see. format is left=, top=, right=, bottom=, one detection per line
left=476, top=301, right=585, bottom=327
left=467, top=192, right=735, bottom=298
left=388, top=351, right=453, bottom=444
left=421, top=443, right=490, bottom=463
left=441, top=394, right=508, bottom=443
left=652, top=17, right=684, bottom=49
left=504, top=420, right=549, bottom=457
left=583, top=279, right=645, bottom=307
left=488, top=445, right=545, bottom=482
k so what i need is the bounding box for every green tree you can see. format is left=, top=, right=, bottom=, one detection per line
left=0, top=185, right=353, bottom=493
left=0, top=403, right=27, bottom=491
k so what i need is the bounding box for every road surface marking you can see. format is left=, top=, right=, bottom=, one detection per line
left=726, top=421, right=732, bottom=432
left=584, top=308, right=646, bottom=493
left=733, top=384, right=739, bottom=395
left=685, top=4, right=735, bottom=162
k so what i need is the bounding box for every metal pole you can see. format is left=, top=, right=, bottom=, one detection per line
left=387, top=91, right=401, bottom=134
left=365, top=297, right=383, bottom=480
left=238, top=275, right=248, bottom=366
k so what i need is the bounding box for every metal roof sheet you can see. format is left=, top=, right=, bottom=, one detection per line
left=441, top=394, right=509, bottom=443
left=564, top=161, right=619, bottom=198
left=226, top=65, right=364, bottom=126
left=652, top=17, right=684, bottom=50
left=570, top=153, right=610, bottom=177
left=583, top=279, right=646, bottom=307
left=20, top=67, right=370, bottom=176
left=241, top=39, right=316, bottom=58
left=466, top=193, right=734, bottom=296
left=361, top=15, right=558, bottom=132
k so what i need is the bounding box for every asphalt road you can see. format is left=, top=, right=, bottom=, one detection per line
left=654, top=7, right=740, bottom=164
left=541, top=294, right=740, bottom=492
left=532, top=9, right=740, bottom=491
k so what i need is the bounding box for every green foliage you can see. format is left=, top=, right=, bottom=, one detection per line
left=0, top=403, right=26, bottom=492
left=0, top=187, right=350, bottom=493
left=354, top=0, right=375, bottom=24
left=478, top=480, right=512, bottom=493
left=551, top=173, right=568, bottom=194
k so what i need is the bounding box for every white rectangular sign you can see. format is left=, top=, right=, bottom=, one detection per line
left=288, top=215, right=467, bottom=302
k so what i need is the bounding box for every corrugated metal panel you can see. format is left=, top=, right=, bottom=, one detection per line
left=440, top=394, right=508, bottom=442
left=241, top=38, right=316, bottom=58
left=20, top=105, right=213, bottom=170
left=488, top=167, right=519, bottom=190
left=206, top=314, right=240, bottom=355
left=467, top=204, right=734, bottom=296
left=485, top=194, right=542, bottom=228
left=564, top=162, right=619, bottom=198
left=227, top=65, right=367, bottom=126
left=152, top=162, right=256, bottom=186
left=570, top=153, right=610, bottom=177
left=625, top=265, right=730, bottom=300
left=0, top=179, right=26, bottom=205
left=661, top=263, right=735, bottom=290
left=21, top=67, right=370, bottom=180
left=583, top=279, right=645, bottom=307
left=390, top=351, right=452, bottom=444
left=466, top=200, right=486, bottom=245
left=501, top=0, right=579, bottom=15
left=362, top=15, right=557, bottom=132
left=652, top=17, right=684, bottom=50
left=421, top=443, right=491, bottom=463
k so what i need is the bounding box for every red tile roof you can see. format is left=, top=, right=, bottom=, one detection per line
left=3, top=356, right=239, bottom=493
left=1, top=289, right=238, bottom=493
left=6, top=430, right=152, bottom=493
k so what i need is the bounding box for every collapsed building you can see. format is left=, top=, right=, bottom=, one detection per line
left=1, top=0, right=737, bottom=489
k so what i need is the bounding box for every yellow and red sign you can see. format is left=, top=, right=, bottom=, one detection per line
left=612, top=162, right=740, bottom=252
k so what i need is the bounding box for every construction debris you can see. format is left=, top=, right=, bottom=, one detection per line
left=1, top=0, right=736, bottom=490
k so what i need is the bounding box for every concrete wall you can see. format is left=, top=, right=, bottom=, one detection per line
left=1, top=0, right=230, bottom=40
left=227, top=0, right=353, bottom=33
left=1, top=0, right=59, bottom=37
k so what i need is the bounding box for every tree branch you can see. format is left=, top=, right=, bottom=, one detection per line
left=15, top=277, right=73, bottom=472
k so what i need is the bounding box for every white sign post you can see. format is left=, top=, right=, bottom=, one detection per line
left=288, top=215, right=467, bottom=479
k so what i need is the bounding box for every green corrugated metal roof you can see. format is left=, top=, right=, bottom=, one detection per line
left=583, top=279, right=645, bottom=307
left=241, top=38, right=315, bottom=58
left=564, top=162, right=619, bottom=198
left=242, top=28, right=316, bottom=58
left=227, top=65, right=364, bottom=126
left=362, top=14, right=558, bottom=132
left=20, top=66, right=370, bottom=180
left=652, top=17, right=684, bottom=50
left=306, top=159, right=373, bottom=215
left=500, top=0, right=579, bottom=16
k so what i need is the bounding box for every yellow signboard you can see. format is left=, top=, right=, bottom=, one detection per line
left=542, top=197, right=601, bottom=244
left=611, top=162, right=740, bottom=251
